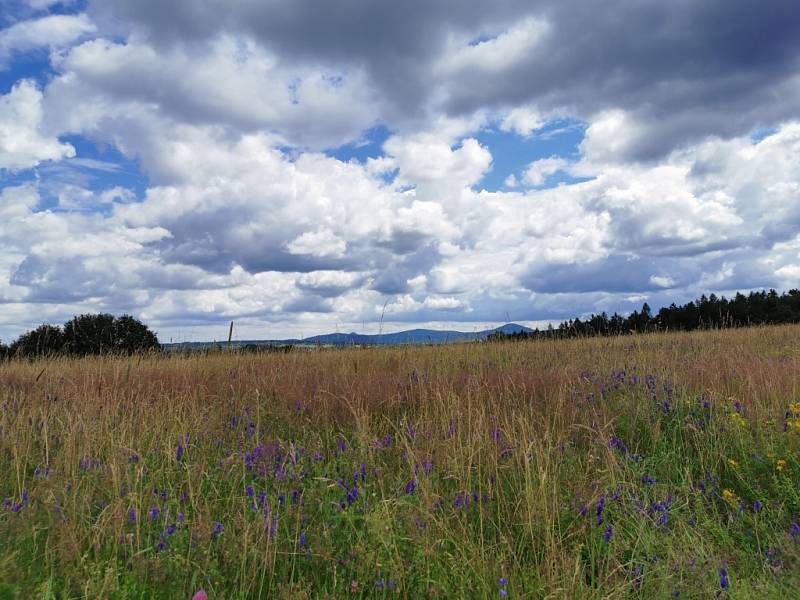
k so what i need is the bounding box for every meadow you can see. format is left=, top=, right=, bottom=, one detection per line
left=1, top=325, right=799, bottom=599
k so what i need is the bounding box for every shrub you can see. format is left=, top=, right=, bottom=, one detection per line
left=9, top=324, right=65, bottom=357
left=63, top=313, right=160, bottom=356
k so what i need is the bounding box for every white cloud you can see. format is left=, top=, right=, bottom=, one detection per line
left=0, top=13, right=94, bottom=67
left=437, top=18, right=549, bottom=75
left=45, top=35, right=379, bottom=150
left=0, top=80, right=75, bottom=171
left=287, top=228, right=348, bottom=258
left=500, top=105, right=545, bottom=137
left=1, top=1, right=799, bottom=341
left=523, top=156, right=568, bottom=186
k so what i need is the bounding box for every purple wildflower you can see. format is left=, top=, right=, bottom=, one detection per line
left=719, top=567, right=729, bottom=589
left=128, top=507, right=137, bottom=523
left=603, top=523, right=614, bottom=543
left=642, top=474, right=656, bottom=485
left=213, top=522, right=224, bottom=537
left=405, top=479, right=417, bottom=495
left=596, top=497, right=606, bottom=526
left=789, top=521, right=800, bottom=543
left=150, top=506, right=160, bottom=521
left=176, top=444, right=184, bottom=461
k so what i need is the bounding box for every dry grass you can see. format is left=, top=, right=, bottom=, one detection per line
left=1, top=325, right=799, bottom=598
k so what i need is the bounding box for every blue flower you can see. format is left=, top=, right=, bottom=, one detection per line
left=603, top=523, right=614, bottom=543
left=405, top=479, right=417, bottom=495
left=214, top=522, right=224, bottom=537
left=719, top=567, right=729, bottom=589
left=176, top=444, right=184, bottom=461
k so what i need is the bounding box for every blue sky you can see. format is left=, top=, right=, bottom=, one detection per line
left=1, top=0, right=799, bottom=342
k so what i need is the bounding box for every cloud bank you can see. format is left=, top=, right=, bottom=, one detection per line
left=0, top=0, right=799, bottom=341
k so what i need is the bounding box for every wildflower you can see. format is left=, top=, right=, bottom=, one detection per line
left=192, top=592, right=208, bottom=600
left=729, top=412, right=747, bottom=427
left=722, top=489, right=738, bottom=503
left=642, top=474, right=656, bottom=485
left=789, top=522, right=800, bottom=543
left=499, top=577, right=508, bottom=597
left=128, top=507, right=137, bottom=523
left=178, top=511, right=185, bottom=523
left=776, top=459, right=787, bottom=472
left=753, top=500, right=763, bottom=513
left=453, top=493, right=468, bottom=509
left=246, top=485, right=255, bottom=498
left=405, top=479, right=417, bottom=495
left=596, top=497, right=606, bottom=526
left=213, top=522, right=224, bottom=537
left=719, top=567, right=729, bottom=590
left=727, top=459, right=738, bottom=468
left=176, top=444, right=184, bottom=461
left=299, top=532, right=307, bottom=548
left=150, top=506, right=160, bottom=521
left=166, top=523, right=176, bottom=536
left=603, top=523, right=614, bottom=543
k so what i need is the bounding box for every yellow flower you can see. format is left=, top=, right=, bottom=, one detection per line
left=776, top=459, right=787, bottom=472
left=789, top=401, right=800, bottom=415
left=722, top=488, right=738, bottom=503
left=727, top=459, right=738, bottom=468
left=729, top=412, right=747, bottom=427
left=788, top=419, right=800, bottom=433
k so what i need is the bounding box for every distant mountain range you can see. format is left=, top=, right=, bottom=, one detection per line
left=165, top=323, right=534, bottom=349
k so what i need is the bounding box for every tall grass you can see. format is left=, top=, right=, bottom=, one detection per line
left=1, top=325, right=799, bottom=598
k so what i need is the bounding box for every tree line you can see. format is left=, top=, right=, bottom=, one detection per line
left=0, top=313, right=160, bottom=359
left=489, top=288, right=800, bottom=341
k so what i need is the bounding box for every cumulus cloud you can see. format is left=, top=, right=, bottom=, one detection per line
left=0, top=13, right=94, bottom=67
left=81, top=0, right=800, bottom=158
left=500, top=105, right=544, bottom=137
left=1, top=0, right=799, bottom=341
left=0, top=80, right=75, bottom=170
left=523, top=156, right=568, bottom=186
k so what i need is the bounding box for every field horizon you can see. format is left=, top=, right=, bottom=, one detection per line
left=1, top=324, right=799, bottom=598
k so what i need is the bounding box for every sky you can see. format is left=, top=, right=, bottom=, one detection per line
left=1, top=0, right=799, bottom=343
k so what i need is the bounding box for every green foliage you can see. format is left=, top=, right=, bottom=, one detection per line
left=491, top=288, right=800, bottom=341
left=9, top=313, right=160, bottom=358
left=8, top=324, right=65, bottom=357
